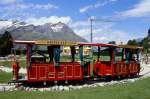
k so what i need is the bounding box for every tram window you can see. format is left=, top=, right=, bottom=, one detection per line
left=99, top=47, right=111, bottom=61
left=60, top=46, right=79, bottom=62
left=123, top=49, right=140, bottom=62
left=31, top=45, right=47, bottom=63
left=60, top=46, right=91, bottom=62
left=60, top=46, right=70, bottom=62
left=130, top=50, right=138, bottom=62
left=115, top=48, right=122, bottom=62
left=83, top=46, right=92, bottom=61
left=31, top=55, right=46, bottom=63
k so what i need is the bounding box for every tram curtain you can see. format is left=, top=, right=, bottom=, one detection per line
left=53, top=46, right=60, bottom=67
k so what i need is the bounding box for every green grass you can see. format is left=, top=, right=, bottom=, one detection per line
left=0, top=72, right=12, bottom=83
left=0, top=60, right=11, bottom=67
left=0, top=60, right=26, bottom=68
left=0, top=77, right=150, bottom=99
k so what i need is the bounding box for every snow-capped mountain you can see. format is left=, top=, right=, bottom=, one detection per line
left=51, top=22, right=64, bottom=32
left=0, top=19, right=28, bottom=29
left=0, top=20, right=12, bottom=30
left=0, top=20, right=87, bottom=42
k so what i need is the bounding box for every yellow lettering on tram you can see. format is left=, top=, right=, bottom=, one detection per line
left=35, top=40, right=79, bottom=46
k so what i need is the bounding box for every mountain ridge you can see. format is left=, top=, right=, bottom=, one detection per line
left=0, top=20, right=87, bottom=42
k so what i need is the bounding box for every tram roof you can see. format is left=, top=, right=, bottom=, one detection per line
left=79, top=43, right=143, bottom=49
left=79, top=42, right=117, bottom=47
left=14, top=40, right=79, bottom=46
left=118, top=45, right=143, bottom=49
left=14, top=40, right=117, bottom=47
left=14, top=40, right=36, bottom=44
left=14, top=40, right=143, bottom=49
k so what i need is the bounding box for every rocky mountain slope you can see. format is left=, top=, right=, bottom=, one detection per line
left=0, top=20, right=86, bottom=42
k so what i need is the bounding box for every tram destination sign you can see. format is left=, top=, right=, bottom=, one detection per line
left=35, top=40, right=79, bottom=46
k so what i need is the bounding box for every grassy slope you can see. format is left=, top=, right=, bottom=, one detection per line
left=0, top=77, right=150, bottom=99
left=0, top=72, right=12, bottom=83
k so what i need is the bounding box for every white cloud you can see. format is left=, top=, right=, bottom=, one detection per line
left=0, top=2, right=58, bottom=19
left=33, top=3, right=58, bottom=10
left=120, top=0, right=150, bottom=17
left=79, top=0, right=118, bottom=13
left=92, top=30, right=142, bottom=44
left=15, top=3, right=58, bottom=10
left=74, top=28, right=89, bottom=36
left=71, top=21, right=89, bottom=28
left=1, top=3, right=58, bottom=10
left=25, top=16, right=72, bottom=25
left=94, top=37, right=108, bottom=41
left=0, top=0, right=17, bottom=4
left=0, top=0, right=58, bottom=10
left=80, top=5, right=93, bottom=13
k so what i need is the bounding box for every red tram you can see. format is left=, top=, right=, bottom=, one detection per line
left=11, top=40, right=142, bottom=84
left=12, top=40, right=90, bottom=83
left=80, top=43, right=142, bottom=79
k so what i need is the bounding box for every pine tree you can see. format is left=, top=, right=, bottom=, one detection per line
left=0, top=31, right=13, bottom=56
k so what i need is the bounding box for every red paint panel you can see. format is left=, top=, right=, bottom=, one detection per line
left=47, top=64, right=55, bottom=79
left=128, top=63, right=139, bottom=75
left=65, top=65, right=73, bottom=79
left=74, top=65, right=81, bottom=78
left=56, top=65, right=65, bottom=80
left=28, top=65, right=38, bottom=80
left=27, top=62, right=83, bottom=82
left=38, top=66, right=47, bottom=80
left=93, top=61, right=113, bottom=77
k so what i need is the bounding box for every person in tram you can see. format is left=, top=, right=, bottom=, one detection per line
left=48, top=45, right=61, bottom=67
left=53, top=45, right=61, bottom=67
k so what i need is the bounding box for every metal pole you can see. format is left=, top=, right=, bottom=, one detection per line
left=85, top=13, right=118, bottom=43
left=90, top=19, right=93, bottom=43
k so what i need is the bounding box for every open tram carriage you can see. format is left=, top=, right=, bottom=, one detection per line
left=12, top=40, right=91, bottom=84
left=11, top=40, right=142, bottom=84
left=80, top=43, right=142, bottom=79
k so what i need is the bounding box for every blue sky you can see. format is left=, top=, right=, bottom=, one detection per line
left=0, top=0, right=149, bottom=43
